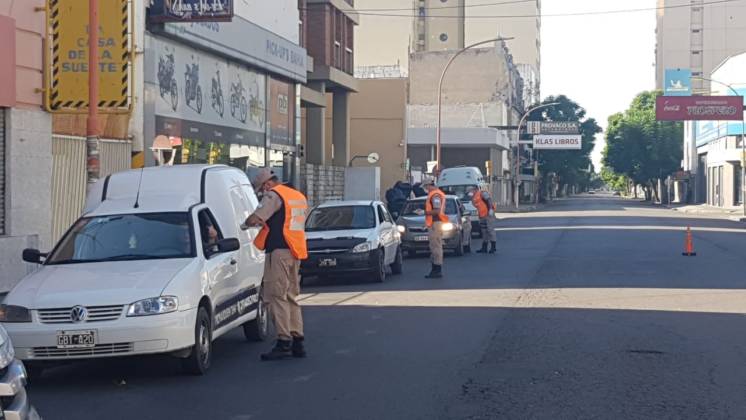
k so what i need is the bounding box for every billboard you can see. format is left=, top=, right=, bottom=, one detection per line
left=533, top=135, right=582, bottom=150
left=664, top=69, right=692, bottom=96
left=148, top=0, right=234, bottom=22
left=527, top=121, right=580, bottom=135
left=47, top=0, right=131, bottom=111
left=656, top=96, right=744, bottom=121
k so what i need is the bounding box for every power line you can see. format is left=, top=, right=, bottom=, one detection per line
left=344, top=0, right=743, bottom=19
left=352, top=0, right=536, bottom=13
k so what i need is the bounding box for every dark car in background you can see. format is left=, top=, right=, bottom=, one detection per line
left=396, top=195, right=472, bottom=258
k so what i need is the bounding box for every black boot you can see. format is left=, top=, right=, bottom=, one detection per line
left=260, top=339, right=292, bottom=361
left=489, top=241, right=497, bottom=254
left=425, top=264, right=443, bottom=279
left=292, top=336, right=307, bottom=358
left=477, top=242, right=488, bottom=253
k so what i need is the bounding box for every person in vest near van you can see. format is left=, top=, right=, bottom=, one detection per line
left=470, top=186, right=497, bottom=254
left=422, top=180, right=449, bottom=278
left=243, top=168, right=309, bottom=361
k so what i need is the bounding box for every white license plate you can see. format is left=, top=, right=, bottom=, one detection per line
left=415, top=235, right=429, bottom=242
left=319, top=258, right=337, bottom=267
left=57, top=330, right=97, bottom=349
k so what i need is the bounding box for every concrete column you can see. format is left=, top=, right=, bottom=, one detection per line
left=332, top=90, right=350, bottom=167
left=306, top=106, right=326, bottom=165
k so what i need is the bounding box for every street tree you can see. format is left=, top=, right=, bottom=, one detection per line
left=526, top=95, right=602, bottom=198
left=602, top=91, right=683, bottom=201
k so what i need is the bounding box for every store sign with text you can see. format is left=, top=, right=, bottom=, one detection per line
left=149, top=0, right=234, bottom=22
left=533, top=135, right=582, bottom=150
left=656, top=96, right=744, bottom=121
left=527, top=121, right=580, bottom=135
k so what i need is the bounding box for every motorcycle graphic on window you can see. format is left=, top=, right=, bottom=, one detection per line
left=230, top=77, right=248, bottom=123
left=248, top=77, right=265, bottom=128
left=157, top=51, right=178, bottom=111
left=184, top=57, right=203, bottom=114
left=211, top=69, right=225, bottom=118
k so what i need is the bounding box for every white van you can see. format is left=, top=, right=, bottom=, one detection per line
left=437, top=167, right=488, bottom=235
left=1, top=165, right=267, bottom=376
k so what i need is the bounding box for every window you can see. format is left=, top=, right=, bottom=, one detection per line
left=198, top=209, right=223, bottom=257
left=47, top=213, right=195, bottom=264
left=380, top=206, right=393, bottom=223
left=377, top=205, right=386, bottom=224
left=306, top=206, right=377, bottom=231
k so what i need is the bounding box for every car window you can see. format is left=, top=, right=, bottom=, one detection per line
left=400, top=199, right=458, bottom=216
left=440, top=185, right=475, bottom=202
left=306, top=206, right=376, bottom=231
left=380, top=205, right=394, bottom=223
left=47, top=212, right=194, bottom=264
left=377, top=205, right=386, bottom=224
left=198, top=210, right=223, bottom=256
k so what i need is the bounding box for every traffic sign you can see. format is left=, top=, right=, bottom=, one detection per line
left=47, top=0, right=131, bottom=112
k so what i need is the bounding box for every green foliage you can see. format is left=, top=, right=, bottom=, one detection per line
left=602, top=91, right=683, bottom=199
left=528, top=95, right=602, bottom=193
left=600, top=166, right=628, bottom=192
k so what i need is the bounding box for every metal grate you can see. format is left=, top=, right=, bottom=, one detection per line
left=37, top=305, right=124, bottom=324
left=408, top=226, right=428, bottom=233
left=31, top=343, right=133, bottom=359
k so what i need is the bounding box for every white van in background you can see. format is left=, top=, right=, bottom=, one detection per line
left=437, top=167, right=488, bottom=237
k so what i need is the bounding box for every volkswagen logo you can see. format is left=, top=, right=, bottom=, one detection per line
left=70, top=306, right=88, bottom=323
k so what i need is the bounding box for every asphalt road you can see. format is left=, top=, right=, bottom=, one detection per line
left=28, top=195, right=746, bottom=420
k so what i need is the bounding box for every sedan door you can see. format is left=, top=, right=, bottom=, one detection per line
left=377, top=204, right=398, bottom=264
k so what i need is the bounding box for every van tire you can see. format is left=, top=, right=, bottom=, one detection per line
left=243, top=291, right=269, bottom=342
left=182, top=306, right=212, bottom=375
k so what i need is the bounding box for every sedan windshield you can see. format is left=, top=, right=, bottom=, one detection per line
left=401, top=199, right=458, bottom=216
left=440, top=185, right=474, bottom=202
left=47, top=213, right=194, bottom=264
left=306, top=206, right=376, bottom=231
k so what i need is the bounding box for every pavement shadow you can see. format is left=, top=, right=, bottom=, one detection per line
left=26, top=304, right=746, bottom=420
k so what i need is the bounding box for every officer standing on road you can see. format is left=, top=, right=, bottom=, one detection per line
left=470, top=186, right=497, bottom=254
left=422, top=180, right=449, bottom=278
left=243, top=168, right=309, bottom=361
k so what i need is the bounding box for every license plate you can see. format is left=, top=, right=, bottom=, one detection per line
left=319, top=258, right=337, bottom=267
left=415, top=235, right=429, bottom=242
left=57, top=330, right=96, bottom=349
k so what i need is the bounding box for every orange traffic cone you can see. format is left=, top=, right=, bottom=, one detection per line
left=682, top=227, right=697, bottom=256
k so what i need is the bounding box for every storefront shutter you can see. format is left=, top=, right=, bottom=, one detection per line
left=0, top=108, right=5, bottom=235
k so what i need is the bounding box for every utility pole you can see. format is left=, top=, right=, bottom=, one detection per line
left=86, top=0, right=101, bottom=194
left=513, top=102, right=560, bottom=210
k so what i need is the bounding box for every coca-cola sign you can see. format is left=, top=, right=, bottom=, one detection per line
left=656, top=96, right=744, bottom=121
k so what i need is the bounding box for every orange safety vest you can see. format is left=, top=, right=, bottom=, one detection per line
left=472, top=190, right=489, bottom=218
left=254, top=185, right=309, bottom=260
left=425, top=189, right=449, bottom=227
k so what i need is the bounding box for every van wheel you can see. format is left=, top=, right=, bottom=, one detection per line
left=390, top=246, right=403, bottom=275
left=244, top=292, right=269, bottom=342
left=182, top=306, right=212, bottom=375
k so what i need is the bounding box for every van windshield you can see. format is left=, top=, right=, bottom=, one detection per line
left=440, top=185, right=474, bottom=202
left=46, top=213, right=194, bottom=265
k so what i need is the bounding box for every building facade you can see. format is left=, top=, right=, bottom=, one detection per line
left=655, top=0, right=746, bottom=92
left=406, top=43, right=524, bottom=206
left=412, top=0, right=466, bottom=53
left=0, top=0, right=53, bottom=291
left=682, top=52, right=746, bottom=207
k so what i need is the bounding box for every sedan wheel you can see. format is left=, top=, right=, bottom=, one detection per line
left=182, top=306, right=212, bottom=375
left=371, top=249, right=386, bottom=283
left=454, top=234, right=464, bottom=257
left=391, top=246, right=403, bottom=275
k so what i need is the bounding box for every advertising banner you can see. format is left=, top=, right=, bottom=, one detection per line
left=664, top=68, right=692, bottom=96
left=148, top=0, right=234, bottom=22
left=269, top=78, right=295, bottom=148
left=527, top=121, right=580, bottom=135
left=533, top=135, right=582, bottom=150
left=47, top=0, right=130, bottom=111
left=151, top=36, right=266, bottom=145
left=656, top=96, right=744, bottom=121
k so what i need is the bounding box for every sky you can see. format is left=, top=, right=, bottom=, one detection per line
left=541, top=0, right=657, bottom=170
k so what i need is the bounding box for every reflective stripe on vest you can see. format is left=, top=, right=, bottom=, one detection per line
left=425, top=189, right=449, bottom=227
left=472, top=191, right=489, bottom=218
left=254, top=185, right=309, bottom=260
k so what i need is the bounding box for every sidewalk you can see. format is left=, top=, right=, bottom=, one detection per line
left=670, top=203, right=746, bottom=222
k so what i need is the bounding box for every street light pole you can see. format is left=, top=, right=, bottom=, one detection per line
left=513, top=102, right=560, bottom=210
left=692, top=76, right=746, bottom=216
left=435, top=37, right=514, bottom=175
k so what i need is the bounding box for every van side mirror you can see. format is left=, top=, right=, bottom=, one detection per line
left=22, top=248, right=46, bottom=264
left=217, top=238, right=240, bottom=253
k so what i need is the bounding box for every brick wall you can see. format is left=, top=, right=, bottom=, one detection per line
left=304, top=2, right=355, bottom=74
left=300, top=163, right=345, bottom=206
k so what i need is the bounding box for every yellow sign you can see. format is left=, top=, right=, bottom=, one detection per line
left=47, top=0, right=130, bottom=111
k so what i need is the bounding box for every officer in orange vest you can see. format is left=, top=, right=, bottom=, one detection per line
left=422, top=180, right=449, bottom=278
left=470, top=186, right=497, bottom=254
left=244, top=168, right=309, bottom=361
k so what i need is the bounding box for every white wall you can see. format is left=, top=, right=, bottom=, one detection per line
left=236, top=0, right=299, bottom=43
